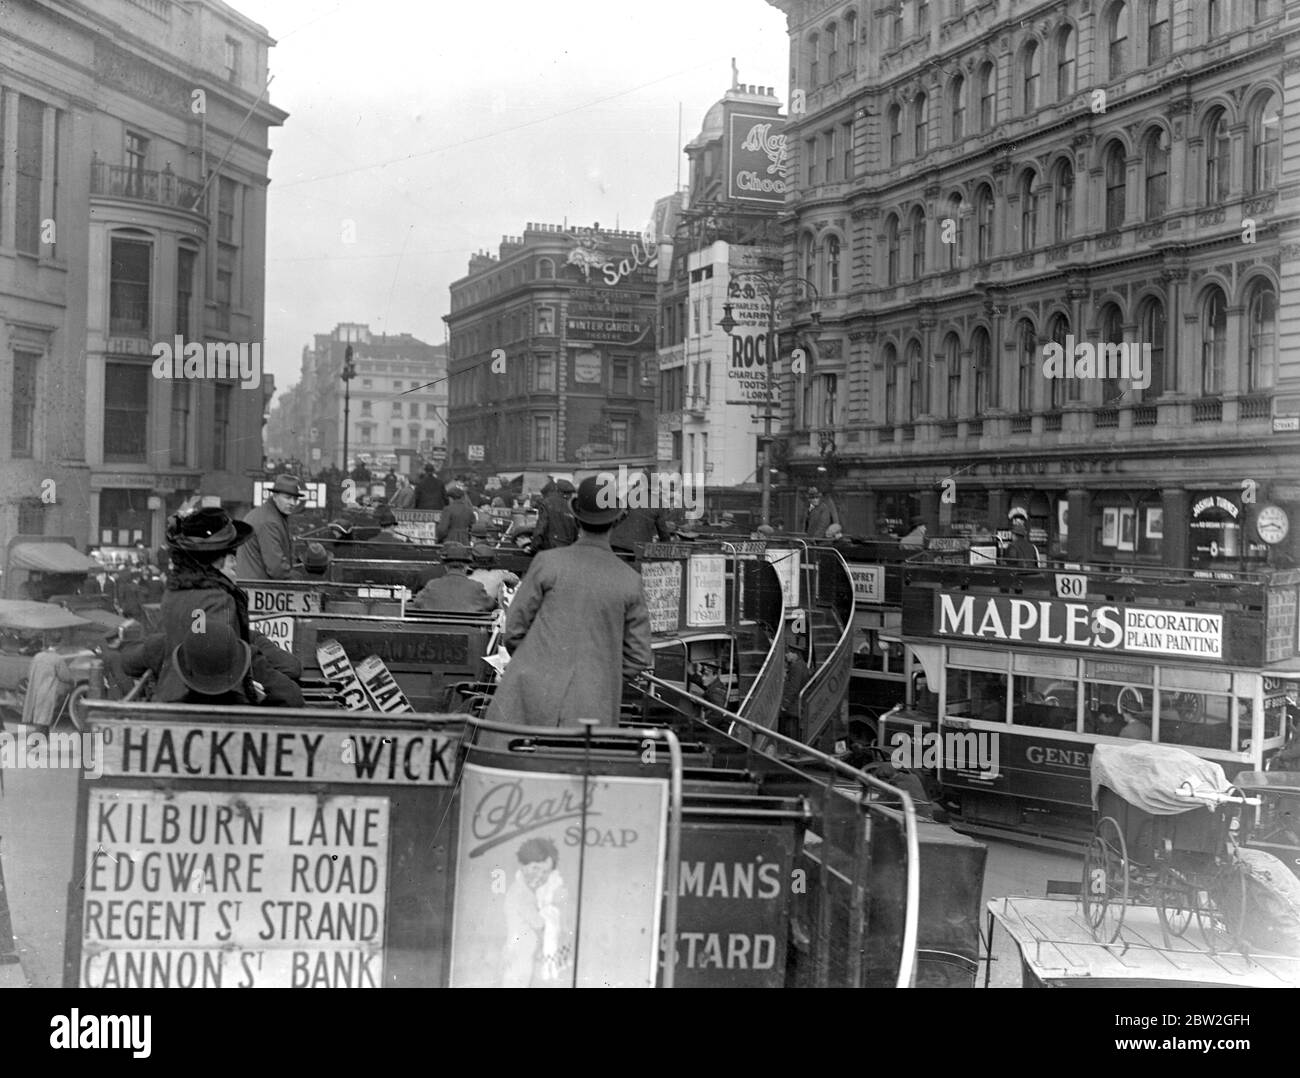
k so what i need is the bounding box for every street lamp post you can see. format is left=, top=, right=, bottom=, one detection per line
left=719, top=275, right=821, bottom=526
left=341, top=344, right=357, bottom=472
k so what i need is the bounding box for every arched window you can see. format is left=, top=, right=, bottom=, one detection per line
left=1104, top=141, right=1127, bottom=230
left=1053, top=160, right=1074, bottom=241
left=885, top=215, right=900, bottom=285
left=1019, top=170, right=1039, bottom=251
left=1245, top=279, right=1276, bottom=392
left=1016, top=319, right=1036, bottom=412
left=887, top=105, right=902, bottom=165
left=845, top=11, right=858, bottom=69
left=944, top=333, right=962, bottom=418
left=946, top=193, right=964, bottom=268
left=975, top=184, right=994, bottom=261
left=1200, top=287, right=1227, bottom=395
left=1100, top=303, right=1125, bottom=403
left=906, top=340, right=924, bottom=420
left=826, top=22, right=839, bottom=81
left=949, top=75, right=966, bottom=140
left=808, top=32, right=820, bottom=86
left=972, top=327, right=991, bottom=411
left=978, top=62, right=996, bottom=129
left=801, top=233, right=816, bottom=284
left=914, top=92, right=929, bottom=157
left=1108, top=2, right=1129, bottom=79
left=1137, top=296, right=1165, bottom=398
left=1047, top=313, right=1071, bottom=406
left=1251, top=90, right=1281, bottom=192
left=1022, top=40, right=1041, bottom=112
left=1205, top=108, right=1231, bottom=202
left=1144, top=128, right=1169, bottom=217
left=882, top=343, right=898, bottom=422
left=1147, top=0, right=1170, bottom=63
left=537, top=257, right=555, bottom=279
left=911, top=207, right=927, bottom=277
left=1057, top=25, right=1076, bottom=99
left=825, top=234, right=842, bottom=293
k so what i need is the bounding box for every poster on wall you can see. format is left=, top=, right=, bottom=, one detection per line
left=1145, top=506, right=1164, bottom=540
left=1101, top=508, right=1119, bottom=547
left=448, top=763, right=668, bottom=988
left=1117, top=508, right=1136, bottom=552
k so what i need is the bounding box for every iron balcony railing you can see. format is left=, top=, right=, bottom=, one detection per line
left=91, top=161, right=206, bottom=215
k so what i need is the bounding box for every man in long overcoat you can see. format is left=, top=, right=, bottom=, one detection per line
left=236, top=474, right=306, bottom=580
left=487, top=476, right=653, bottom=727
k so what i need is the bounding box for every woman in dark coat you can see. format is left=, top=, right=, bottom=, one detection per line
left=133, top=509, right=303, bottom=706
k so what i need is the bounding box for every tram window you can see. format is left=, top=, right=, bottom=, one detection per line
left=947, top=667, right=1008, bottom=723
left=1010, top=675, right=1078, bottom=730
left=1158, top=691, right=1234, bottom=751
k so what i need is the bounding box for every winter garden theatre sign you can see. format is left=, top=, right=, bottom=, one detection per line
left=70, top=715, right=458, bottom=988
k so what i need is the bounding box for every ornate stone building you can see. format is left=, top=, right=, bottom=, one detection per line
left=0, top=0, right=285, bottom=551
left=767, top=0, right=1299, bottom=570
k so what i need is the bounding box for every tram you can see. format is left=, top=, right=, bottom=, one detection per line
left=874, top=556, right=1297, bottom=844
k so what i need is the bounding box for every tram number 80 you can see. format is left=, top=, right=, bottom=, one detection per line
left=1055, top=573, right=1088, bottom=598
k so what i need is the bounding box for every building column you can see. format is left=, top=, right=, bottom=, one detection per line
left=918, top=487, right=939, bottom=532
left=1067, top=487, right=1089, bottom=562
left=1161, top=486, right=1189, bottom=569
left=987, top=488, right=1009, bottom=532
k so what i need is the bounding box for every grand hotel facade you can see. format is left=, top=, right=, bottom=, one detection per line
left=765, top=0, right=1300, bottom=571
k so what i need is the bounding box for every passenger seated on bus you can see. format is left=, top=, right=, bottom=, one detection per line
left=1086, top=705, right=1125, bottom=737
left=121, top=624, right=303, bottom=707
left=411, top=543, right=495, bottom=613
left=293, top=542, right=333, bottom=580
left=1119, top=711, right=1153, bottom=740
left=161, top=508, right=302, bottom=685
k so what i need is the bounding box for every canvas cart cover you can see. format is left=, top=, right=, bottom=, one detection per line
left=1090, top=742, right=1232, bottom=814
left=9, top=542, right=93, bottom=574
left=0, top=600, right=94, bottom=631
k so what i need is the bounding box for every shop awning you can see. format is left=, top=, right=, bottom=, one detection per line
left=8, top=542, right=94, bottom=574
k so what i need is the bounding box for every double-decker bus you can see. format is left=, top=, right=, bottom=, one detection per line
left=877, top=558, right=1298, bottom=843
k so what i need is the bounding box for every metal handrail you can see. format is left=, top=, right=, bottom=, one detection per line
left=639, top=673, right=921, bottom=988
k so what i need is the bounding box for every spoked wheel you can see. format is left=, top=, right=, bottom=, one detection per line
left=1156, top=865, right=1196, bottom=943
left=1196, top=859, right=1249, bottom=954
left=1083, top=816, right=1129, bottom=943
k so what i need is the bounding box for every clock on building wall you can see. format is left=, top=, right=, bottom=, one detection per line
left=1256, top=505, right=1290, bottom=545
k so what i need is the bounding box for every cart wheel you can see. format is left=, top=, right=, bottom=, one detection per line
left=1196, top=859, right=1248, bottom=954
left=1082, top=816, right=1129, bottom=943
left=1156, top=866, right=1195, bottom=942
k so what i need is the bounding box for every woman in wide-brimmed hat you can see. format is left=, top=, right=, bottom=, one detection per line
left=122, top=508, right=304, bottom=705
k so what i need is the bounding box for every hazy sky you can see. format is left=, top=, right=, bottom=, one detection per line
left=232, top=0, right=791, bottom=399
